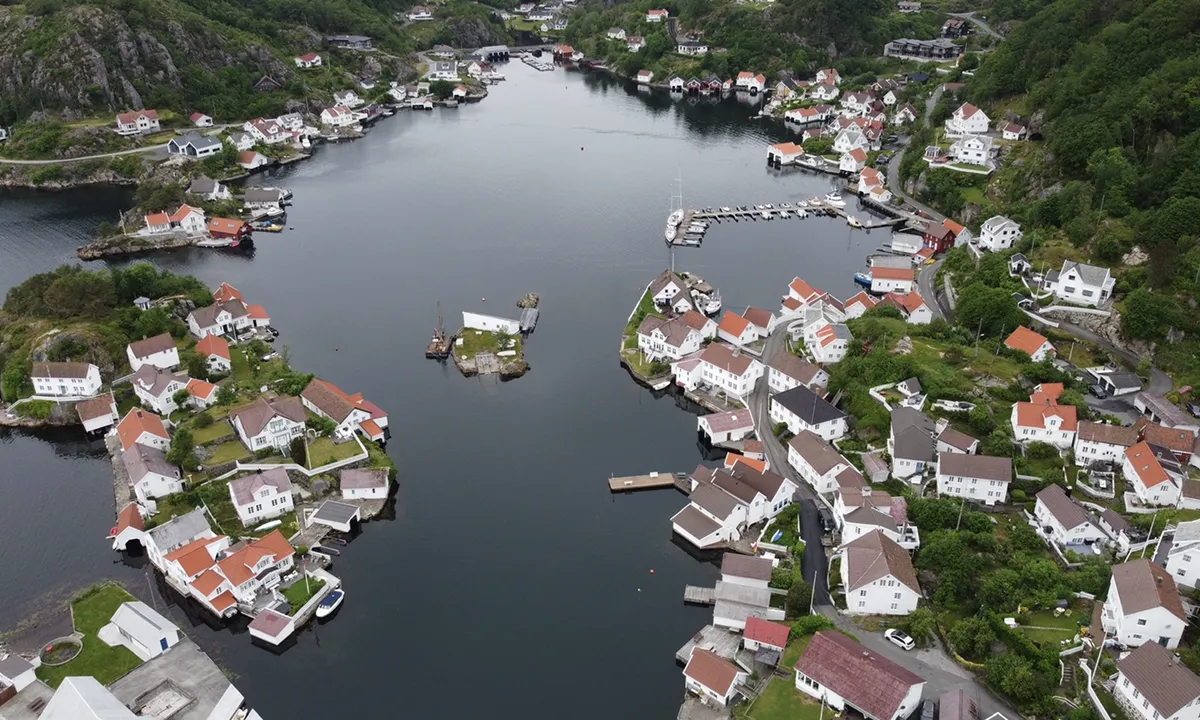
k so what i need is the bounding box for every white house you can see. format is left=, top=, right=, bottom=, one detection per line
left=833, top=128, right=870, bottom=154
left=131, top=365, right=189, bottom=415
left=771, top=386, right=848, bottom=441
left=670, top=482, right=747, bottom=549
left=697, top=409, right=755, bottom=444
left=840, top=148, right=868, bottom=173
left=1075, top=421, right=1138, bottom=467
left=945, top=103, right=990, bottom=136
left=341, top=467, right=390, bottom=500
left=321, top=105, right=357, bottom=127
left=116, top=109, right=160, bottom=136
left=843, top=291, right=878, bottom=319
left=408, top=5, right=432, bottom=20
left=333, top=90, right=364, bottom=108
left=841, top=530, right=921, bottom=615
left=683, top=648, right=746, bottom=707
left=935, top=452, right=1012, bottom=506
left=294, top=52, right=322, bottom=68
left=810, top=323, right=852, bottom=364
left=743, top=616, right=790, bottom=656
left=889, top=408, right=936, bottom=480
left=77, top=393, right=120, bottom=433
left=187, top=301, right=249, bottom=339
left=1005, top=326, right=1055, bottom=362
left=788, top=430, right=852, bottom=494
left=0, top=655, right=37, bottom=694
left=795, top=631, right=925, bottom=720
left=245, top=118, right=289, bottom=145
left=978, top=215, right=1022, bottom=251
left=949, top=134, right=994, bottom=166
left=462, top=311, right=521, bottom=335
left=229, top=468, right=294, bottom=526
left=767, top=352, right=828, bottom=395
left=869, top=260, right=915, bottom=295
left=1011, top=392, right=1077, bottom=449
left=301, top=377, right=388, bottom=442
left=637, top=315, right=703, bottom=362
left=1033, top=484, right=1106, bottom=548
left=1042, top=260, right=1116, bottom=307
left=104, top=601, right=181, bottom=661
left=116, top=408, right=170, bottom=452
left=195, top=334, right=232, bottom=374
left=1124, top=442, right=1181, bottom=507
left=1113, top=642, right=1200, bottom=720
left=1164, top=520, right=1200, bottom=589
left=230, top=395, right=307, bottom=452
left=935, top=422, right=978, bottom=455
left=31, top=361, right=102, bottom=397
left=126, top=333, right=179, bottom=372
left=167, top=133, right=223, bottom=159
left=1002, top=123, right=1027, bottom=140
left=123, top=443, right=184, bottom=502
left=717, top=311, right=759, bottom=347
left=606, top=27, right=626, bottom=40
left=646, top=8, right=668, bottom=21
left=892, top=103, right=917, bottom=126
left=636, top=69, right=653, bottom=83
left=186, top=379, right=218, bottom=409
left=1101, top=559, right=1187, bottom=649
left=187, top=175, right=232, bottom=201
left=629, top=36, right=646, bottom=53
left=695, top=343, right=764, bottom=400
left=810, top=83, right=840, bottom=101
left=880, top=292, right=934, bottom=325
left=226, top=131, right=255, bottom=152
left=678, top=41, right=708, bottom=56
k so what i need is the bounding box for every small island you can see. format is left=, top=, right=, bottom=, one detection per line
left=451, top=305, right=536, bottom=379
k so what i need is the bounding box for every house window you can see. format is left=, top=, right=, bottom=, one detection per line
left=858, top=601, right=865, bottom=607
left=1185, top=554, right=1193, bottom=563
left=894, top=593, right=902, bottom=599
left=860, top=590, right=867, bottom=596
left=1122, top=679, right=1129, bottom=688
left=891, top=603, right=898, bottom=610
left=1137, top=619, right=1147, bottom=626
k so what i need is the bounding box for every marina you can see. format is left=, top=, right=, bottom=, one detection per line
left=665, top=200, right=908, bottom=246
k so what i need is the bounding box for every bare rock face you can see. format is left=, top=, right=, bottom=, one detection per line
left=449, top=18, right=505, bottom=48
left=362, top=55, right=383, bottom=79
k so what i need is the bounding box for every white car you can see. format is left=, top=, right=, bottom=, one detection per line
left=884, top=629, right=915, bottom=651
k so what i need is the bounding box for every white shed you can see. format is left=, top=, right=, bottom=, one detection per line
left=462, top=311, right=520, bottom=335
left=103, top=601, right=181, bottom=661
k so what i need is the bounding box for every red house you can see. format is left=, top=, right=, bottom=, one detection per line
left=922, top=220, right=956, bottom=254
left=208, top=217, right=250, bottom=240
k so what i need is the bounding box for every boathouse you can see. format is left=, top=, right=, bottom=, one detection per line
left=309, top=500, right=362, bottom=533
left=767, top=142, right=804, bottom=166
left=478, top=45, right=510, bottom=61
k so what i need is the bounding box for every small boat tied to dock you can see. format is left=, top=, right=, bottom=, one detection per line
left=426, top=303, right=454, bottom=359
left=315, top=589, right=344, bottom=619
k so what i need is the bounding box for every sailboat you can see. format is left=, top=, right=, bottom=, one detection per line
left=425, top=303, right=453, bottom=359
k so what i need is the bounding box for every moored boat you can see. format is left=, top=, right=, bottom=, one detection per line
left=315, top=589, right=344, bottom=618
left=824, top=191, right=846, bottom=208
left=854, top=271, right=873, bottom=287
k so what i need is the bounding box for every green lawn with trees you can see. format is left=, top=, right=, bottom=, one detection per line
left=36, top=583, right=143, bottom=688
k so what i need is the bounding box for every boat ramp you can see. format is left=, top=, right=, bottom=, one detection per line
left=608, top=472, right=690, bottom=493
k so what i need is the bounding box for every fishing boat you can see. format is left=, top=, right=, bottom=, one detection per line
left=249, top=221, right=284, bottom=233
left=854, top=271, right=873, bottom=287
left=426, top=303, right=453, bottom=359
left=315, top=589, right=345, bottom=618
left=846, top=215, right=862, bottom=228
left=823, top=191, right=846, bottom=208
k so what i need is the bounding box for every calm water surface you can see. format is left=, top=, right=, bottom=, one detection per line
left=0, top=66, right=884, bottom=718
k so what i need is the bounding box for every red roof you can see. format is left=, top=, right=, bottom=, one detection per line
left=191, top=568, right=227, bottom=596
left=724, top=453, right=767, bottom=474
left=789, top=277, right=823, bottom=302
left=958, top=103, right=980, bottom=119
left=771, top=142, right=804, bottom=155
left=247, top=304, right=270, bottom=320
left=166, top=536, right=224, bottom=577
left=360, top=418, right=384, bottom=439
left=208, top=217, right=248, bottom=237
left=744, top=617, right=790, bottom=649
left=209, top=590, right=236, bottom=613
left=782, top=297, right=802, bottom=311
left=190, top=112, right=209, bottom=122
left=1126, top=442, right=1172, bottom=488
left=845, top=291, right=877, bottom=310
left=848, top=148, right=867, bottom=162
left=684, top=648, right=740, bottom=696
left=117, top=409, right=168, bottom=451
left=186, top=378, right=217, bottom=400
left=117, top=109, right=159, bottom=124
left=872, top=266, right=914, bottom=281
left=298, top=52, right=320, bottom=62
left=114, top=503, right=143, bottom=534
left=718, top=312, right=752, bottom=338
left=795, top=632, right=924, bottom=720
left=1005, top=326, right=1051, bottom=356
left=214, top=282, right=243, bottom=303
left=195, top=334, right=231, bottom=360
left=942, top=218, right=966, bottom=236
left=145, top=212, right=170, bottom=227
left=1015, top=400, right=1078, bottom=432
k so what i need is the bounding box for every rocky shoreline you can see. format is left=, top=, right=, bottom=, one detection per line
left=77, top=232, right=199, bottom=260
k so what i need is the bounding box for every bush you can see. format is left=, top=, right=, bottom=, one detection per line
left=1026, top=442, right=1059, bottom=460
left=774, top=422, right=788, bottom=437
left=254, top=448, right=275, bottom=460
left=193, top=413, right=214, bottom=428
left=16, top=399, right=54, bottom=419
left=1011, top=488, right=1027, bottom=501
left=290, top=436, right=306, bottom=463
left=791, top=614, right=835, bottom=636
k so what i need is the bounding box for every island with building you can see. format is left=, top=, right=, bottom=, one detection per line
left=451, top=299, right=539, bottom=379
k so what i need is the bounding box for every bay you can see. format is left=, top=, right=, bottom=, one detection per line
left=0, top=65, right=884, bottom=718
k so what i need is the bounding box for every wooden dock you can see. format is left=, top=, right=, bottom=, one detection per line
left=667, top=203, right=908, bottom=247
left=683, top=585, right=715, bottom=605
left=608, top=472, right=690, bottom=493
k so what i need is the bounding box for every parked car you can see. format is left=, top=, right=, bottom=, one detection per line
left=1089, top=384, right=1110, bottom=399
left=261, top=352, right=279, bottom=362
left=884, top=628, right=915, bottom=651
left=266, top=326, right=280, bottom=337
left=920, top=699, right=937, bottom=720
left=1189, top=403, right=1200, bottom=419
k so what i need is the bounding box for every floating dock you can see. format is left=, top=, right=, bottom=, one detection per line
left=608, top=472, right=690, bottom=493
left=665, top=204, right=907, bottom=246
left=683, top=585, right=715, bottom=605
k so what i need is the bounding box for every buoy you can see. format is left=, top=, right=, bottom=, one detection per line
left=650, top=569, right=655, bottom=574
left=335, top=347, right=339, bottom=351
left=482, top=297, right=486, bottom=302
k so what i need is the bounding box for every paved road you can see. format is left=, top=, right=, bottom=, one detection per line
left=749, top=328, right=830, bottom=604
left=1046, top=316, right=1172, bottom=395
left=817, top=606, right=1019, bottom=720
left=948, top=11, right=1002, bottom=38
left=917, top=258, right=949, bottom=321
left=886, top=84, right=946, bottom=223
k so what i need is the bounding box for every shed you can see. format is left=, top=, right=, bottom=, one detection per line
left=248, top=608, right=295, bottom=646
left=103, top=601, right=181, bottom=661
left=0, top=655, right=37, bottom=694
left=340, top=467, right=389, bottom=501
left=309, top=500, right=361, bottom=533
left=862, top=452, right=890, bottom=483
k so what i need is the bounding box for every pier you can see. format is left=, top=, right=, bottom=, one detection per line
left=683, top=585, right=715, bottom=605
left=666, top=203, right=909, bottom=247
left=608, top=472, right=690, bottom=493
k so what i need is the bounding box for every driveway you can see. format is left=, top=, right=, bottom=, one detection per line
left=1049, top=317, right=1171, bottom=395
left=817, top=606, right=1020, bottom=720
left=749, top=328, right=830, bottom=604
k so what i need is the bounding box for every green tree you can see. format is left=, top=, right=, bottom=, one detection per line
left=167, top=427, right=198, bottom=470
left=948, top=616, right=996, bottom=660
left=955, top=283, right=1027, bottom=339
left=172, top=388, right=190, bottom=407
left=216, top=384, right=238, bottom=405
left=986, top=653, right=1043, bottom=705
left=904, top=607, right=937, bottom=647
left=429, top=80, right=456, bottom=100
left=786, top=577, right=813, bottom=618
left=289, top=436, right=307, bottom=462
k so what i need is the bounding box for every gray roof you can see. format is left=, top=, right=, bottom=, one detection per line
left=1117, top=641, right=1200, bottom=718
left=713, top=580, right=771, bottom=607
left=1045, top=269, right=1061, bottom=284
left=869, top=254, right=913, bottom=269
left=111, top=601, right=178, bottom=646
left=769, top=353, right=824, bottom=385
left=1099, top=371, right=1142, bottom=391
left=41, top=676, right=137, bottom=720
left=172, top=133, right=221, bottom=151
left=788, top=430, right=848, bottom=474
left=242, top=188, right=284, bottom=203
left=188, top=176, right=220, bottom=194
left=939, top=689, right=980, bottom=720
left=0, top=654, right=34, bottom=680
left=1062, top=260, right=1111, bottom=287
left=230, top=395, right=307, bottom=437
left=128, top=332, right=176, bottom=359
left=772, top=385, right=846, bottom=426
left=132, top=364, right=188, bottom=397
left=938, top=452, right=1011, bottom=483
left=1035, top=484, right=1090, bottom=530
left=32, top=361, right=93, bottom=379
left=721, top=553, right=773, bottom=582
left=1137, top=393, right=1194, bottom=428
left=341, top=467, right=388, bottom=490
left=313, top=500, right=360, bottom=525
left=690, top=484, right=742, bottom=521
left=897, top=378, right=921, bottom=395
left=937, top=425, right=977, bottom=452
left=146, top=507, right=212, bottom=553
left=672, top=505, right=721, bottom=541
left=123, top=443, right=181, bottom=483
left=891, top=408, right=936, bottom=461
left=229, top=468, right=291, bottom=508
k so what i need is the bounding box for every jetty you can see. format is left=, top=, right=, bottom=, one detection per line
left=608, top=472, right=690, bottom=493
left=683, top=585, right=715, bottom=605
left=665, top=204, right=908, bottom=247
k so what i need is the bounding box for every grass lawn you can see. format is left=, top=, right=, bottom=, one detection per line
left=152, top=492, right=201, bottom=522
left=737, top=677, right=824, bottom=720
left=37, top=584, right=143, bottom=688
left=960, top=186, right=987, bottom=205
left=230, top=348, right=252, bottom=383
left=1023, top=627, right=1077, bottom=646
left=205, top=440, right=250, bottom=465
left=456, top=328, right=522, bottom=360
left=624, top=349, right=670, bottom=377
left=624, top=286, right=663, bottom=337
left=196, top=480, right=242, bottom=533
left=780, top=633, right=815, bottom=669
left=281, top=578, right=326, bottom=613
left=1025, top=607, right=1088, bottom=630
left=306, top=436, right=363, bottom=469
left=192, top=419, right=234, bottom=445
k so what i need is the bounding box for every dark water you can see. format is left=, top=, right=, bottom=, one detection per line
left=0, top=66, right=884, bottom=718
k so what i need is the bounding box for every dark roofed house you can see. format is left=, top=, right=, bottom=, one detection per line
left=1033, top=484, right=1104, bottom=547
left=890, top=408, right=936, bottom=479
left=683, top=648, right=746, bottom=707
left=1102, top=559, right=1187, bottom=649
left=794, top=631, right=925, bottom=720
left=839, top=530, right=921, bottom=615
left=788, top=430, right=852, bottom=494
left=721, top=553, right=773, bottom=585
left=1114, top=641, right=1200, bottom=720
left=939, top=690, right=979, bottom=720
left=229, top=395, right=307, bottom=451
left=935, top=452, right=1013, bottom=506
left=770, top=385, right=847, bottom=440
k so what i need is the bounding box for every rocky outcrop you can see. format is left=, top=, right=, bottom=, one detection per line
left=77, top=232, right=197, bottom=260
left=448, top=18, right=508, bottom=48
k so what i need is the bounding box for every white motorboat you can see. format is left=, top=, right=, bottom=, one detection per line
left=824, top=191, right=846, bottom=208
left=702, top=291, right=722, bottom=315
left=315, top=589, right=344, bottom=618
left=797, top=209, right=808, bottom=218
left=846, top=215, right=863, bottom=228
left=665, top=227, right=676, bottom=241
left=761, top=210, right=772, bottom=220
left=780, top=210, right=790, bottom=218
left=667, top=209, right=684, bottom=227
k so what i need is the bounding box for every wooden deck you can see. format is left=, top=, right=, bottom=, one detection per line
left=683, top=585, right=715, bottom=605
left=608, top=472, right=690, bottom=493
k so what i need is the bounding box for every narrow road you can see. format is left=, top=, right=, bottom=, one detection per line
left=917, top=258, right=948, bottom=321
left=0, top=144, right=169, bottom=165
left=1047, top=317, right=1171, bottom=394
left=750, top=328, right=830, bottom=604
left=948, top=11, right=1002, bottom=38
left=886, top=84, right=946, bottom=222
